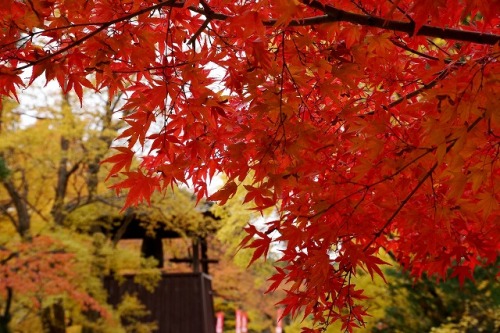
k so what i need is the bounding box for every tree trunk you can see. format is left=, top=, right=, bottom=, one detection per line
left=86, top=95, right=115, bottom=202
left=1, top=101, right=30, bottom=238
left=41, top=301, right=65, bottom=333
left=2, top=180, right=30, bottom=239
left=45, top=95, right=75, bottom=332
left=51, top=135, right=71, bottom=226
left=0, top=288, right=12, bottom=333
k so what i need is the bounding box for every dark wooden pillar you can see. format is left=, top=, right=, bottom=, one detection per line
left=170, top=237, right=218, bottom=274
left=192, top=239, right=200, bottom=273
left=141, top=235, right=164, bottom=268
left=201, top=238, right=209, bottom=274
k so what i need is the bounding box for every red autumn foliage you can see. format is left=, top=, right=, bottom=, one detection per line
left=1, top=0, right=499, bottom=330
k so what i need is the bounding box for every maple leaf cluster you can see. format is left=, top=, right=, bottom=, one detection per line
left=1, top=0, right=499, bottom=330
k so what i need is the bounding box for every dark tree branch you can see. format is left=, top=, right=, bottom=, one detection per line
left=390, top=38, right=441, bottom=62
left=193, top=0, right=499, bottom=44
left=385, top=68, right=451, bottom=109
left=2, top=179, right=30, bottom=238
left=3, top=287, right=12, bottom=319
left=86, top=94, right=117, bottom=202
left=23, top=196, right=50, bottom=223
left=386, top=0, right=415, bottom=24
left=0, top=249, right=18, bottom=265
left=0, top=287, right=13, bottom=330
left=51, top=94, right=83, bottom=226
left=8, top=0, right=499, bottom=73
left=51, top=134, right=72, bottom=226
left=363, top=161, right=439, bottom=252
left=187, top=18, right=212, bottom=46
left=359, top=66, right=452, bottom=118
left=15, top=0, right=183, bottom=71
left=0, top=201, right=17, bottom=226
left=301, top=0, right=500, bottom=45
left=112, top=209, right=135, bottom=245
left=363, top=114, right=486, bottom=251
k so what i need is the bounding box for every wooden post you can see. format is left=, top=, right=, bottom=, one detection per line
left=201, top=238, right=209, bottom=274
left=141, top=234, right=164, bottom=268
left=192, top=238, right=200, bottom=273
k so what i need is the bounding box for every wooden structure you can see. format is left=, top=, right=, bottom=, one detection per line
left=108, top=210, right=219, bottom=272
left=105, top=273, right=215, bottom=333
left=104, top=209, right=219, bottom=333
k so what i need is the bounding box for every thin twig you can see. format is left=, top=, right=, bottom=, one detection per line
left=363, top=114, right=485, bottom=251
left=15, top=0, right=182, bottom=71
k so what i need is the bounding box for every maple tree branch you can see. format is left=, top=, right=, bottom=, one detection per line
left=15, top=0, right=183, bottom=71
left=191, top=2, right=500, bottom=45
left=9, top=0, right=498, bottom=72
left=86, top=62, right=189, bottom=74
left=301, top=0, right=500, bottom=45
left=385, top=68, right=450, bottom=109
left=359, top=67, right=452, bottom=118
left=386, top=0, right=415, bottom=24
left=358, top=62, right=489, bottom=249
left=187, top=18, right=212, bottom=46
left=390, top=38, right=441, bottom=62
left=186, top=0, right=215, bottom=47
left=0, top=201, right=17, bottom=227
left=364, top=114, right=486, bottom=251
left=363, top=161, right=438, bottom=252
left=300, top=147, right=433, bottom=220
left=307, top=109, right=486, bottom=244
left=323, top=271, right=350, bottom=328
left=427, top=38, right=451, bottom=57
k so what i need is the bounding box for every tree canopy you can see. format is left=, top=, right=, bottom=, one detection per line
left=1, top=0, right=499, bottom=331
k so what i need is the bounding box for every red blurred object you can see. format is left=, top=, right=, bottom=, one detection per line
left=216, top=312, right=224, bottom=333
left=235, top=309, right=242, bottom=333
left=241, top=311, right=248, bottom=333
left=276, top=307, right=284, bottom=333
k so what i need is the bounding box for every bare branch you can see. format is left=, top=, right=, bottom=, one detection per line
left=301, top=0, right=499, bottom=45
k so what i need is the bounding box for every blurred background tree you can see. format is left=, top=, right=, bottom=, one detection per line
left=374, top=258, right=500, bottom=333
left=0, top=90, right=161, bottom=333
left=283, top=254, right=499, bottom=333
left=0, top=87, right=283, bottom=333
